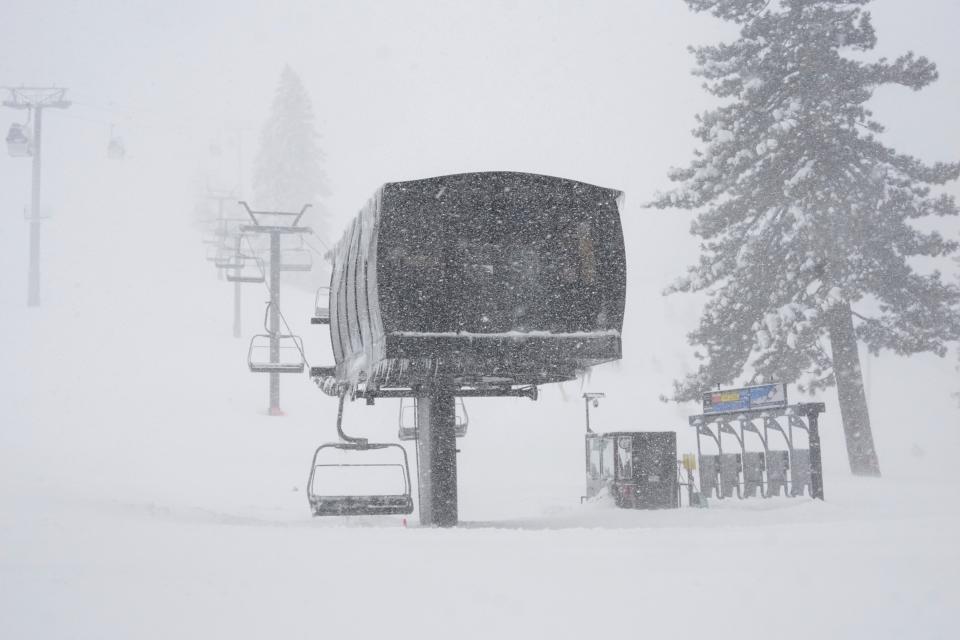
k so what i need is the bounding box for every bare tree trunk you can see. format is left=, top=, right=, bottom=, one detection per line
left=828, top=302, right=881, bottom=476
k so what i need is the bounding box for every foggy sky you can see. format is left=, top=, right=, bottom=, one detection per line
left=2, top=1, right=958, bottom=465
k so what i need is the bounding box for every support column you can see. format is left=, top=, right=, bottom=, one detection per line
left=416, top=388, right=458, bottom=527
left=233, top=234, right=242, bottom=339
left=28, top=107, right=42, bottom=307
left=269, top=232, right=281, bottom=415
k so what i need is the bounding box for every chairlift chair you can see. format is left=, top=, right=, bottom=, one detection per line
left=213, top=245, right=239, bottom=269
left=247, top=334, right=306, bottom=374
left=307, top=393, right=414, bottom=517
left=205, top=243, right=227, bottom=262
left=312, top=286, right=331, bottom=324
left=280, top=246, right=313, bottom=272
left=6, top=123, right=32, bottom=157
left=225, top=254, right=266, bottom=283
left=307, top=442, right=414, bottom=516
left=397, top=397, right=468, bottom=441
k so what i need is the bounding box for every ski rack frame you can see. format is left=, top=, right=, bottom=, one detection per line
left=689, top=402, right=825, bottom=500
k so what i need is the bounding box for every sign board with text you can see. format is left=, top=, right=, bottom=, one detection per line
left=702, top=383, right=787, bottom=415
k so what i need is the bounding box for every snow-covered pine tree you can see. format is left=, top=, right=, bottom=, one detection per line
left=956, top=253, right=960, bottom=407
left=253, top=65, right=329, bottom=239
left=653, top=0, right=960, bottom=476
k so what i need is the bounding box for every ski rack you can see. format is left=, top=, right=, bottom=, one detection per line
left=688, top=402, right=825, bottom=501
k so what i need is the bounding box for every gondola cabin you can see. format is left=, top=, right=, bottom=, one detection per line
left=6, top=123, right=32, bottom=157
left=324, top=171, right=626, bottom=393
left=585, top=431, right=678, bottom=509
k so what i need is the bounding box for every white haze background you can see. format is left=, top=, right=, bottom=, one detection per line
left=1, top=1, right=958, bottom=638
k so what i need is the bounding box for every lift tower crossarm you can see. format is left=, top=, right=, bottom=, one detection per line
left=238, top=201, right=311, bottom=227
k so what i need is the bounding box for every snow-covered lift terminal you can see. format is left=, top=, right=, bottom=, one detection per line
left=312, top=171, right=626, bottom=526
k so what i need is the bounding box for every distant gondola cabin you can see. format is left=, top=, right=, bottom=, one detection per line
left=326, top=171, right=626, bottom=391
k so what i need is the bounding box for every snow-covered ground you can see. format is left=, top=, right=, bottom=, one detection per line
left=1, top=158, right=958, bottom=639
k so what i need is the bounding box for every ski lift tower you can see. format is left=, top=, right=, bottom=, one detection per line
left=240, top=202, right=312, bottom=415
left=207, top=191, right=243, bottom=337
left=3, top=87, right=71, bottom=307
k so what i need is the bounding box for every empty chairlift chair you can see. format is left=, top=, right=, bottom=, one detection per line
left=307, top=394, right=414, bottom=517
left=214, top=245, right=240, bottom=270
left=397, top=397, right=468, bottom=441
left=280, top=246, right=313, bottom=272
left=6, top=123, right=32, bottom=157
left=247, top=304, right=305, bottom=374
left=225, top=254, right=266, bottom=284
left=307, top=441, right=414, bottom=516
left=247, top=334, right=305, bottom=374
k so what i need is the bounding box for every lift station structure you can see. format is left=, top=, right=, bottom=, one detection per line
left=310, top=171, right=626, bottom=526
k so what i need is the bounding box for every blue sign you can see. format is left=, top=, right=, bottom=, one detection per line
left=702, top=383, right=787, bottom=415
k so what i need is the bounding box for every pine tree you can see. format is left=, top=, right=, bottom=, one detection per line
left=956, top=253, right=960, bottom=407
left=253, top=65, right=329, bottom=238
left=653, top=0, right=960, bottom=476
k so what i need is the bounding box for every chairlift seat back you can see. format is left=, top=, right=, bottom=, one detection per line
left=307, top=442, right=414, bottom=517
